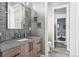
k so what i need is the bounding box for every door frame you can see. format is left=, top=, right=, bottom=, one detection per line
left=52, top=4, right=70, bottom=51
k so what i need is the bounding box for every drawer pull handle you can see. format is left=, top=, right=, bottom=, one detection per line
left=29, top=42, right=33, bottom=52
left=37, top=41, right=41, bottom=44
left=29, top=42, right=31, bottom=52
left=37, top=50, right=42, bottom=54
left=13, top=53, right=20, bottom=57
left=0, top=52, right=2, bottom=57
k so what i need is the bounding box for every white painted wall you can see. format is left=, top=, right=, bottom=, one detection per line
left=45, top=2, right=48, bottom=56
left=70, top=2, right=76, bottom=57
left=70, top=2, right=79, bottom=57
left=75, top=3, right=79, bottom=56
left=47, top=2, right=69, bottom=41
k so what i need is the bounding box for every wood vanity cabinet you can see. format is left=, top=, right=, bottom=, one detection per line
left=31, top=38, right=42, bottom=57
left=20, top=43, right=30, bottom=57
left=1, top=46, right=21, bottom=57
left=0, top=37, right=42, bottom=57
left=20, top=42, right=34, bottom=57
left=20, top=37, right=42, bottom=57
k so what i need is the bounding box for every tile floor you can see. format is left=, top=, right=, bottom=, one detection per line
left=48, top=42, right=69, bottom=57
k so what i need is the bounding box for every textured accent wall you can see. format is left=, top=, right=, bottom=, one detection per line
left=0, top=2, right=31, bottom=42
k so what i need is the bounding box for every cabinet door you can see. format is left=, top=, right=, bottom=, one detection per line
left=20, top=44, right=25, bottom=57
left=32, top=39, right=42, bottom=57
left=24, top=43, right=30, bottom=57
left=2, top=46, right=20, bottom=57
left=20, top=43, right=30, bottom=57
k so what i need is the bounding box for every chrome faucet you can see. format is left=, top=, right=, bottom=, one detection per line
left=18, top=34, right=21, bottom=38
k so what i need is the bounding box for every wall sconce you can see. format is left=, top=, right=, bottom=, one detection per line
left=0, top=33, right=2, bottom=36
left=28, top=27, right=31, bottom=36
left=29, top=27, right=31, bottom=31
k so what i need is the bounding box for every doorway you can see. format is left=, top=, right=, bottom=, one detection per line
left=48, top=4, right=70, bottom=57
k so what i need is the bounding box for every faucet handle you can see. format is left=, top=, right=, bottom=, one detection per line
left=18, top=33, right=21, bottom=38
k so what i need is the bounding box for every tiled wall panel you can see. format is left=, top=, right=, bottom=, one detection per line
left=0, top=2, right=31, bottom=42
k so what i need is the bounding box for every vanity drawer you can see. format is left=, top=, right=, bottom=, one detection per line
left=20, top=43, right=30, bottom=57
left=34, top=38, right=41, bottom=44
left=0, top=52, right=2, bottom=57
left=32, top=38, right=42, bottom=57
left=34, top=44, right=41, bottom=52
left=2, top=46, right=20, bottom=57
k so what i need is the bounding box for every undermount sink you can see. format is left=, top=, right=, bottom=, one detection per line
left=17, top=38, right=30, bottom=42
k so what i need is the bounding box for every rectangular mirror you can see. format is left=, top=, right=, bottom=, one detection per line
left=8, top=2, right=26, bottom=29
